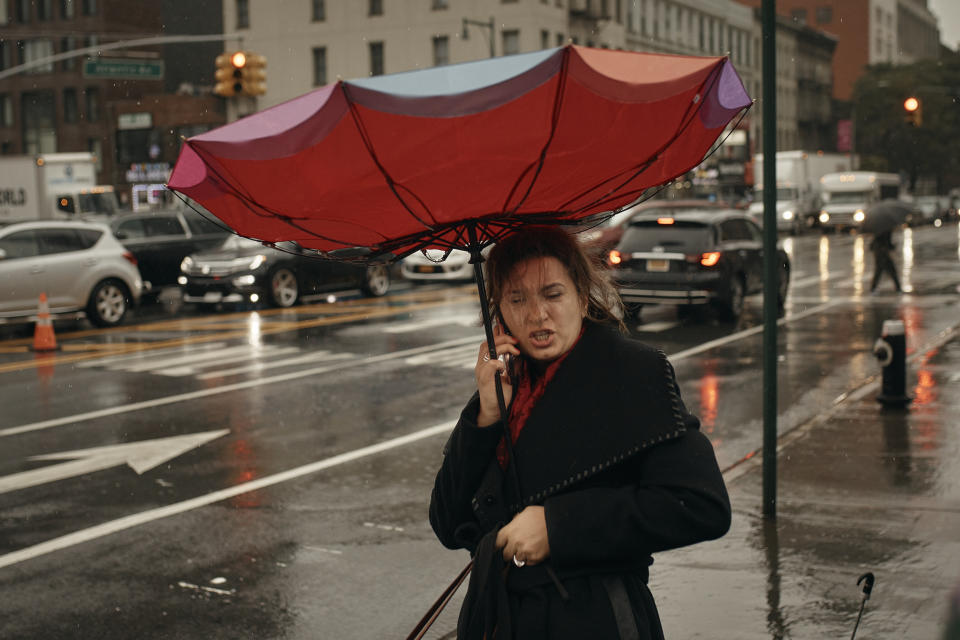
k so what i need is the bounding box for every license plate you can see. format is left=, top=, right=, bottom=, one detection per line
left=646, top=259, right=669, bottom=272
left=415, top=265, right=441, bottom=273
left=203, top=291, right=223, bottom=303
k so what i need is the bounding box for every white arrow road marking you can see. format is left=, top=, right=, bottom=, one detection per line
left=0, top=429, right=229, bottom=495
left=0, top=421, right=455, bottom=569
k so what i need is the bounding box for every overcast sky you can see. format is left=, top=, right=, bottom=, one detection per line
left=930, top=0, right=960, bottom=49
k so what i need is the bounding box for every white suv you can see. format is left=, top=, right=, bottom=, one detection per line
left=0, top=220, right=143, bottom=327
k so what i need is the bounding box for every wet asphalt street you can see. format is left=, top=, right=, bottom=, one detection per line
left=0, top=223, right=958, bottom=639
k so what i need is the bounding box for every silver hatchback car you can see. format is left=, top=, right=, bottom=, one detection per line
left=0, top=220, right=143, bottom=327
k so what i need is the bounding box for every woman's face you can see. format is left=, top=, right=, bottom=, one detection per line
left=498, top=256, right=585, bottom=364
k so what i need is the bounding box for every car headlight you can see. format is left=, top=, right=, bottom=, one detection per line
left=249, top=254, right=267, bottom=270
left=819, top=211, right=830, bottom=223
left=180, top=256, right=193, bottom=272
left=853, top=210, right=865, bottom=222
left=781, top=210, right=794, bottom=220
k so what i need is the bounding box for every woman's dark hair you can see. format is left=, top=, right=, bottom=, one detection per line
left=484, top=226, right=625, bottom=331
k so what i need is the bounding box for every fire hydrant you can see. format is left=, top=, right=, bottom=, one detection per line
left=873, top=319, right=911, bottom=407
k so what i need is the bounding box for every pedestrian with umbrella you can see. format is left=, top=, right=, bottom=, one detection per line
left=862, top=200, right=909, bottom=294
left=429, top=226, right=731, bottom=639
left=166, top=44, right=752, bottom=638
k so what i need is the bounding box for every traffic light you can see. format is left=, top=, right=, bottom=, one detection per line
left=240, top=53, right=267, bottom=96
left=214, top=51, right=266, bottom=97
left=903, top=96, right=922, bottom=127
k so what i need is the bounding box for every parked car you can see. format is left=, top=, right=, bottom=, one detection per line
left=607, top=209, right=790, bottom=321
left=111, top=207, right=231, bottom=296
left=577, top=199, right=730, bottom=259
left=0, top=220, right=142, bottom=327
left=400, top=248, right=482, bottom=283
left=178, top=235, right=391, bottom=307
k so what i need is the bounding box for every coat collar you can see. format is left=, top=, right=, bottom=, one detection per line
left=507, top=321, right=687, bottom=510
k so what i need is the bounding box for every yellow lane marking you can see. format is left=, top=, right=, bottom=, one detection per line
left=0, top=346, right=30, bottom=354
left=0, top=296, right=478, bottom=375
left=0, top=285, right=478, bottom=347
left=60, top=343, right=134, bottom=353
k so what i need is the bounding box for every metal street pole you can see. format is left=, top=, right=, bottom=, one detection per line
left=761, top=0, right=778, bottom=519
left=0, top=33, right=244, bottom=81
left=462, top=16, right=496, bottom=58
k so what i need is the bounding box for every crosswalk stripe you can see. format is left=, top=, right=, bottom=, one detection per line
left=195, top=351, right=354, bottom=380
left=74, top=342, right=229, bottom=368
left=156, top=346, right=302, bottom=377
left=113, top=345, right=270, bottom=373
left=405, top=343, right=479, bottom=369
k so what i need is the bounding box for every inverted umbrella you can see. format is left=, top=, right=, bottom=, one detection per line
left=168, top=44, right=751, bottom=489
left=861, top=200, right=912, bottom=234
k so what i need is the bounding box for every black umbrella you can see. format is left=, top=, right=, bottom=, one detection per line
left=861, top=200, right=912, bottom=234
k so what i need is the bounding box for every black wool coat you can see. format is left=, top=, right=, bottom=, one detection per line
left=429, top=320, right=731, bottom=640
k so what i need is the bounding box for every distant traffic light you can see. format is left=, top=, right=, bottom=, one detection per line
left=214, top=51, right=266, bottom=97
left=903, top=96, right=922, bottom=127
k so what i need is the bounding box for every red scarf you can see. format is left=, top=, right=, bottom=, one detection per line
left=495, top=327, right=584, bottom=469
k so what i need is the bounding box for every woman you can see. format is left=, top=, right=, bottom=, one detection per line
left=429, top=227, right=731, bottom=639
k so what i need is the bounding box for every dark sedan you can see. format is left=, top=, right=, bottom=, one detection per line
left=178, top=236, right=390, bottom=307
left=607, top=209, right=790, bottom=321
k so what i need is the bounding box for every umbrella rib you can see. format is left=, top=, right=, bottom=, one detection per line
left=341, top=82, right=440, bottom=232
left=562, top=58, right=739, bottom=217
left=501, top=45, right=571, bottom=216
left=183, top=140, right=380, bottom=249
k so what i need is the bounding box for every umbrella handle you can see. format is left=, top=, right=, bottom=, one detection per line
left=468, top=228, right=522, bottom=502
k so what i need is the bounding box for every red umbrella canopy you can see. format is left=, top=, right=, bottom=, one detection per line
left=168, top=45, right=751, bottom=259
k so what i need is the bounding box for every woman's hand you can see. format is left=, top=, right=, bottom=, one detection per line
left=496, top=506, right=550, bottom=567
left=474, top=326, right=520, bottom=427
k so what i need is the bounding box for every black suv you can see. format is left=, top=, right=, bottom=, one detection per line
left=607, top=209, right=790, bottom=321
left=111, top=208, right=231, bottom=297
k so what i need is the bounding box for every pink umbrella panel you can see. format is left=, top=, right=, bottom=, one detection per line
left=168, top=44, right=752, bottom=260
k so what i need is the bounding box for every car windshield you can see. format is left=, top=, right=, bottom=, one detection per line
left=824, top=190, right=871, bottom=204
left=620, top=220, right=713, bottom=252
left=78, top=192, right=118, bottom=215
left=218, top=235, right=263, bottom=251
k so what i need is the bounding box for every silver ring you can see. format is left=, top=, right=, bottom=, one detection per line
left=482, top=354, right=491, bottom=362
left=512, top=554, right=525, bottom=568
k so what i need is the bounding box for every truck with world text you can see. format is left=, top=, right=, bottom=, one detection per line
left=0, top=153, right=120, bottom=222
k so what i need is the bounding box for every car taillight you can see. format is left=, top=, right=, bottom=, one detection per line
left=700, top=252, right=721, bottom=267
left=608, top=249, right=622, bottom=266
left=122, top=251, right=138, bottom=266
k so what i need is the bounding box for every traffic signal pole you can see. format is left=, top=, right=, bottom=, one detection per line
left=761, top=0, right=778, bottom=520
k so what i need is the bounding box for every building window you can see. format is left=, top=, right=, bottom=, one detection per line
left=369, top=0, right=382, bottom=16
left=0, top=94, right=13, bottom=127
left=235, top=0, right=249, bottom=28
left=60, top=36, right=77, bottom=71
left=502, top=29, right=519, bottom=55
left=502, top=0, right=518, bottom=3
left=432, top=35, right=449, bottom=66
left=16, top=0, right=29, bottom=22
left=312, top=46, right=327, bottom=86
left=369, top=41, right=384, bottom=76
left=815, top=6, right=831, bottom=25
left=24, top=40, right=55, bottom=74
left=311, top=0, right=325, bottom=21
left=37, top=0, right=52, bottom=20
left=81, top=0, right=95, bottom=16
left=556, top=32, right=565, bottom=46
left=0, top=41, right=9, bottom=71
left=63, top=88, right=78, bottom=123
left=84, top=86, right=99, bottom=121
left=431, top=0, right=448, bottom=9
left=60, top=0, right=74, bottom=19
left=88, top=137, right=102, bottom=172
left=540, top=29, right=549, bottom=49
left=791, top=8, right=806, bottom=23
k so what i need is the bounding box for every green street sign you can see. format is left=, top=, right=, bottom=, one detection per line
left=83, top=59, right=164, bottom=80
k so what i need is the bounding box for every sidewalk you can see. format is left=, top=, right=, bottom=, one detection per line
left=651, top=324, right=960, bottom=639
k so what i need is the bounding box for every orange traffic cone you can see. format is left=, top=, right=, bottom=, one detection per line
left=32, top=292, right=58, bottom=352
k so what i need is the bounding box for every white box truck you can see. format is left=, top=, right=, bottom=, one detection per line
left=818, top=171, right=901, bottom=230
left=748, top=150, right=855, bottom=233
left=0, top=153, right=120, bottom=222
